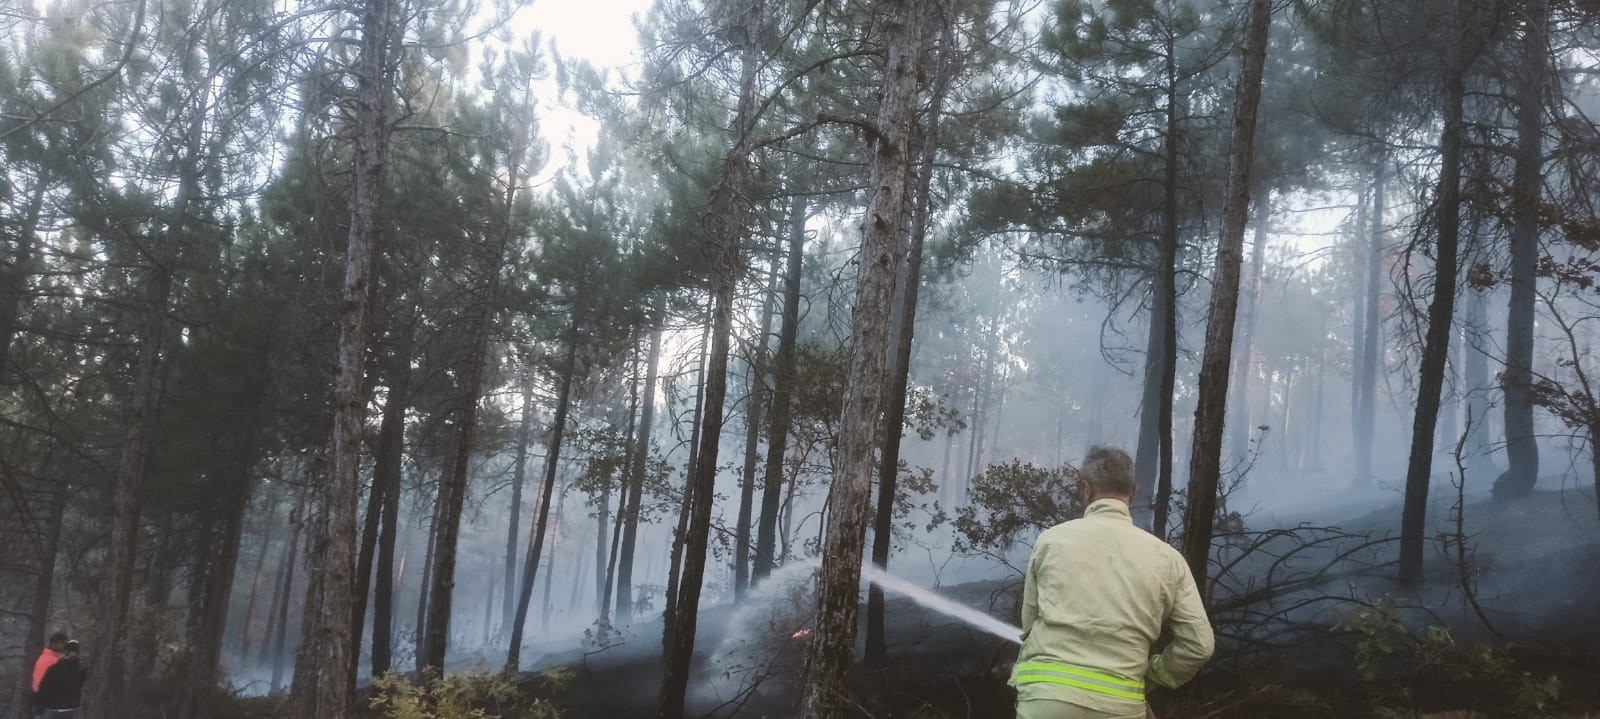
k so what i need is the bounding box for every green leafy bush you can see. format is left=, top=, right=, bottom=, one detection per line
left=369, top=671, right=561, bottom=719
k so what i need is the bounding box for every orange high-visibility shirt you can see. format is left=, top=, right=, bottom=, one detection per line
left=32, top=648, right=63, bottom=692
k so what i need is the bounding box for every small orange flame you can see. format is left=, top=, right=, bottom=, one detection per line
left=791, top=629, right=812, bottom=639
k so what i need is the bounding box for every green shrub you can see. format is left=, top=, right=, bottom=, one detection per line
left=369, top=671, right=561, bottom=719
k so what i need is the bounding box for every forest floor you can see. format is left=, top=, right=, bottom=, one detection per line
left=522, top=488, right=1600, bottom=718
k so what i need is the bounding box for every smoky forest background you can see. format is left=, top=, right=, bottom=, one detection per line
left=2, top=0, right=1600, bottom=716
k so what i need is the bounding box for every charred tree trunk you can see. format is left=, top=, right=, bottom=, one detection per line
left=506, top=335, right=579, bottom=671
left=753, top=197, right=807, bottom=582
left=801, top=0, right=928, bottom=714
left=1498, top=0, right=1546, bottom=501
left=1179, top=0, right=1273, bottom=593
left=1400, top=0, right=1467, bottom=586
left=618, top=319, right=663, bottom=622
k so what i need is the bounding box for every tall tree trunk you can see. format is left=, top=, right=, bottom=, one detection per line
left=1463, top=268, right=1495, bottom=481
left=601, top=473, right=627, bottom=617
left=1400, top=0, right=1467, bottom=586
left=414, top=488, right=439, bottom=666
left=735, top=259, right=779, bottom=599
left=288, top=0, right=398, bottom=713
left=867, top=15, right=950, bottom=665
left=663, top=314, right=710, bottom=653
left=1139, top=40, right=1183, bottom=535
left=1355, top=163, right=1385, bottom=487
left=370, top=311, right=414, bottom=677
left=659, top=3, right=764, bottom=714
left=503, top=372, right=535, bottom=637
left=181, top=356, right=270, bottom=719
left=1179, top=0, right=1273, bottom=593
left=754, top=197, right=808, bottom=581
left=618, top=320, right=663, bottom=621
left=1230, top=190, right=1272, bottom=466
left=801, top=0, right=928, bottom=714
left=423, top=191, right=518, bottom=673
left=269, top=510, right=303, bottom=693
left=236, top=494, right=280, bottom=661
left=505, top=335, right=579, bottom=672
left=89, top=101, right=204, bottom=719
left=1498, top=0, right=1546, bottom=500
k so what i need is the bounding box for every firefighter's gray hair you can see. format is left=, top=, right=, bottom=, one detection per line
left=1079, top=445, right=1136, bottom=498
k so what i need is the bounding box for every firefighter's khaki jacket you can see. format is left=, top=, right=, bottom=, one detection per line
left=1010, top=499, right=1214, bottom=714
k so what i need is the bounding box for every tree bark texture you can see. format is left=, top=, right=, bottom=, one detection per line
left=801, top=1, right=929, bottom=715
left=867, top=9, right=950, bottom=665
left=286, top=0, right=398, bottom=713
left=1179, top=0, right=1273, bottom=594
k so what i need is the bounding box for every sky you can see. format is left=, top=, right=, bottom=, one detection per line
left=511, top=0, right=656, bottom=180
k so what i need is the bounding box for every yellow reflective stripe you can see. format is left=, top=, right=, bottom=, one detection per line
left=1016, top=663, right=1143, bottom=690
left=1015, top=663, right=1145, bottom=701
left=1014, top=673, right=1145, bottom=701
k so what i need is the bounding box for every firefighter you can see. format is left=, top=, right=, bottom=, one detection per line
left=1012, top=446, right=1214, bottom=719
left=32, top=633, right=69, bottom=695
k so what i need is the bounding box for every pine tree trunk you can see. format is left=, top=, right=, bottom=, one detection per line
left=754, top=197, right=808, bottom=581
left=602, top=473, right=627, bottom=617
left=618, top=320, right=663, bottom=621
left=1499, top=0, right=1546, bottom=500
left=414, top=490, right=439, bottom=668
left=236, top=495, right=280, bottom=661
left=269, top=510, right=302, bottom=693
left=663, top=315, right=711, bottom=653
left=89, top=107, right=200, bottom=719
left=735, top=258, right=779, bottom=599
left=287, top=0, right=398, bottom=712
left=1355, top=164, right=1385, bottom=487
left=801, top=0, right=929, bottom=714
left=1400, top=0, right=1467, bottom=585
left=506, top=335, right=579, bottom=672
left=503, top=372, right=534, bottom=635
left=1140, top=43, right=1183, bottom=535
left=867, top=18, right=949, bottom=664
left=1463, top=261, right=1495, bottom=481
left=181, top=360, right=269, bottom=719
left=1179, top=0, right=1273, bottom=592
left=659, top=3, right=764, bottom=713
left=1230, top=190, right=1272, bottom=465
left=370, top=312, right=413, bottom=677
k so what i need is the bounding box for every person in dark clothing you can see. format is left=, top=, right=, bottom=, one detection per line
left=35, top=640, right=87, bottom=718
